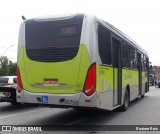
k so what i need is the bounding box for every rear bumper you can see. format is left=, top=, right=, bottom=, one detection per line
left=17, top=90, right=99, bottom=108
left=0, top=87, right=16, bottom=103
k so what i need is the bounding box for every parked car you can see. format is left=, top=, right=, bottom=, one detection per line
left=0, top=76, right=18, bottom=105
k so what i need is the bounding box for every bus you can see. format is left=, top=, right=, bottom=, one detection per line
left=17, top=13, right=149, bottom=111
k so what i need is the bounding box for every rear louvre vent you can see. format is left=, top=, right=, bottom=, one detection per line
left=26, top=47, right=78, bottom=62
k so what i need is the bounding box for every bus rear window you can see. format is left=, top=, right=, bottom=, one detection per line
left=0, top=78, right=9, bottom=84
left=25, top=14, right=84, bottom=62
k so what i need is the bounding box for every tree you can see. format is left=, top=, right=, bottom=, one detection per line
left=0, top=56, right=9, bottom=75
left=0, top=56, right=17, bottom=76
left=8, top=61, right=17, bottom=76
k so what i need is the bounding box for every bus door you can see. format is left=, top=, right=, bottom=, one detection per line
left=138, top=52, right=142, bottom=96
left=112, top=37, right=122, bottom=106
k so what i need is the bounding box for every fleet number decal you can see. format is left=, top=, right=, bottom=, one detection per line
left=64, top=100, right=79, bottom=106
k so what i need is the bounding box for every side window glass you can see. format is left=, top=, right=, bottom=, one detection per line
left=112, top=38, right=120, bottom=68
left=0, top=78, right=9, bottom=84
left=134, top=50, right=138, bottom=69
left=128, top=46, right=132, bottom=69
left=122, top=43, right=129, bottom=68
left=129, top=46, right=135, bottom=69
left=143, top=55, right=147, bottom=71
left=141, top=54, right=144, bottom=71
left=98, top=25, right=111, bottom=65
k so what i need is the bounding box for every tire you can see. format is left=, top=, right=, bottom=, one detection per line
left=121, top=90, right=129, bottom=111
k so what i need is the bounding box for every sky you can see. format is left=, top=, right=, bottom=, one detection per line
left=0, top=0, right=160, bottom=65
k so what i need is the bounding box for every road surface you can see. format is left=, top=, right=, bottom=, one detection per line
left=0, top=86, right=160, bottom=134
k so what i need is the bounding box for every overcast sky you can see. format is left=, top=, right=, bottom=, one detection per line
left=0, top=0, right=160, bottom=65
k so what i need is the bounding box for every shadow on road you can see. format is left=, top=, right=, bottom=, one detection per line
left=24, top=96, right=149, bottom=125
left=0, top=94, right=151, bottom=126
left=24, top=107, right=120, bottom=125
left=0, top=102, right=39, bottom=113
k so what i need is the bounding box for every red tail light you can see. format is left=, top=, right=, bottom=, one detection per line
left=3, top=92, right=10, bottom=97
left=83, top=63, right=96, bottom=96
left=17, top=67, right=23, bottom=93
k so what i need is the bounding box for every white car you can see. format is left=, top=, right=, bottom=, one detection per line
left=0, top=76, right=18, bottom=104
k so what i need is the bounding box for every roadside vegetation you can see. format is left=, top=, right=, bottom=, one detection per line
left=0, top=56, right=17, bottom=76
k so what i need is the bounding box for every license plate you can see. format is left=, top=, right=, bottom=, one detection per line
left=44, top=78, right=58, bottom=86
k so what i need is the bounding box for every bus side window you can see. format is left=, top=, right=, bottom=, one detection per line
left=143, top=55, right=147, bottom=71
left=134, top=50, right=138, bottom=69
left=141, top=54, right=144, bottom=71
left=122, top=43, right=129, bottom=68
left=98, top=24, right=111, bottom=65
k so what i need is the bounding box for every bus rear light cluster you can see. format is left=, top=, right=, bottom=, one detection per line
left=17, top=67, right=23, bottom=93
left=83, top=63, right=96, bottom=96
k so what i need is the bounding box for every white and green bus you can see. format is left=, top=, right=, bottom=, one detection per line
left=17, top=13, right=149, bottom=111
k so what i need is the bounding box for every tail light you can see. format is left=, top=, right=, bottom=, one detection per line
left=83, top=63, right=96, bottom=96
left=17, top=67, right=23, bottom=93
left=3, top=92, right=10, bottom=97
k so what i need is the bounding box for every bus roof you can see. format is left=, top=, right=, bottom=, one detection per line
left=101, top=20, right=148, bottom=55
left=24, top=13, right=148, bottom=56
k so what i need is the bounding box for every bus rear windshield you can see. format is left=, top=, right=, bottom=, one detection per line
left=25, top=14, right=84, bottom=62
left=0, top=78, right=9, bottom=84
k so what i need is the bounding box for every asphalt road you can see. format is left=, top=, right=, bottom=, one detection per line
left=0, top=86, right=160, bottom=134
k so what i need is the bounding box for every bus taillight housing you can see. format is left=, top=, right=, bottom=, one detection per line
left=17, top=67, right=23, bottom=93
left=83, top=63, right=96, bottom=96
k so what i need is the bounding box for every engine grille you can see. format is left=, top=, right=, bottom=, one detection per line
left=26, top=47, right=78, bottom=62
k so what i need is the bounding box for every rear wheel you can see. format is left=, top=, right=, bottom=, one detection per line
left=121, top=90, right=129, bottom=111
